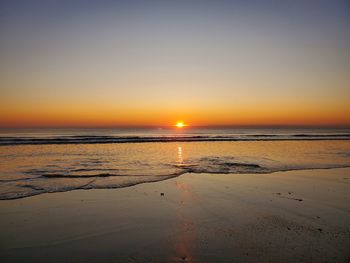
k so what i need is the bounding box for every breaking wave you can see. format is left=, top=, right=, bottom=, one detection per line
left=1, top=133, right=350, bottom=146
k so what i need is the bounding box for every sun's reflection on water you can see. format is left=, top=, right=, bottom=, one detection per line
left=177, top=146, right=183, bottom=164
left=170, top=145, right=197, bottom=262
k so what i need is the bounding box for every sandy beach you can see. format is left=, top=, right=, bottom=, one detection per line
left=0, top=167, right=349, bottom=262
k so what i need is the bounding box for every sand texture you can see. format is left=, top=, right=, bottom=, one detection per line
left=1, top=168, right=349, bottom=262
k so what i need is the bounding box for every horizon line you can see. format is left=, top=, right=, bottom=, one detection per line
left=1, top=124, right=350, bottom=130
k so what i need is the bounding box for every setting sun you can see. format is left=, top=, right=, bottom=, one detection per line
left=175, top=122, right=186, bottom=128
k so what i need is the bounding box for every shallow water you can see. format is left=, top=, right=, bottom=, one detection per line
left=0, top=128, right=350, bottom=199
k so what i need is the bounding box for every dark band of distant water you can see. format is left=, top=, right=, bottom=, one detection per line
left=1, top=127, right=350, bottom=145
left=0, top=128, right=349, bottom=200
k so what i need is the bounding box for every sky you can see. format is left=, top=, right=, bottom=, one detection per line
left=0, top=0, right=349, bottom=128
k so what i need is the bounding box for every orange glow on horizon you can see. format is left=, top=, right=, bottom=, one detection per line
left=0, top=100, right=350, bottom=128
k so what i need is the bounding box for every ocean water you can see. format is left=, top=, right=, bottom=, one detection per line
left=0, top=128, right=349, bottom=199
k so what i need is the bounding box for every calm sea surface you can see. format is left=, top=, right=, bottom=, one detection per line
left=1, top=128, right=349, bottom=199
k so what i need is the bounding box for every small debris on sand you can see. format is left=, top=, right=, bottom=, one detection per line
left=288, top=198, right=303, bottom=202
left=279, top=196, right=303, bottom=202
left=160, top=192, right=164, bottom=196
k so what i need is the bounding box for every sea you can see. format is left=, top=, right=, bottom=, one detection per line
left=0, top=127, right=349, bottom=199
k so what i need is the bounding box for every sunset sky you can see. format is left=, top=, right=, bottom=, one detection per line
left=0, top=0, right=349, bottom=127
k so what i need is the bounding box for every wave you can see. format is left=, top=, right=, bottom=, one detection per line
left=1, top=134, right=350, bottom=146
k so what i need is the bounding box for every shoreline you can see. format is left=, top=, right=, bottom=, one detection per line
left=2, top=165, right=350, bottom=201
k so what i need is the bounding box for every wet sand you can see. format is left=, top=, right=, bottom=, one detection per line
left=1, top=168, right=349, bottom=262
